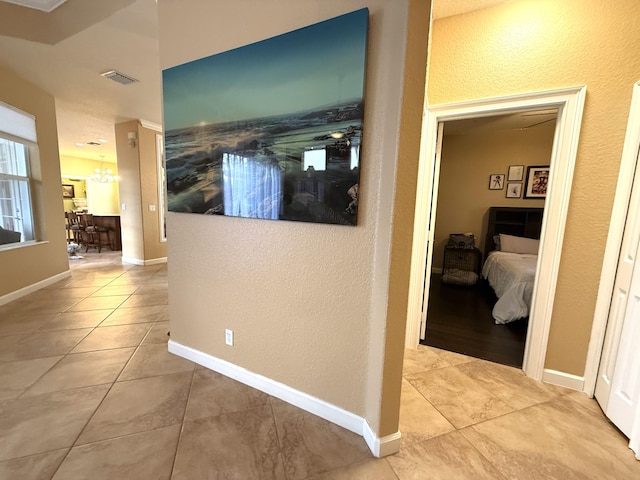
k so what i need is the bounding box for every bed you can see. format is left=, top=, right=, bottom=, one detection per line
left=482, top=250, right=537, bottom=324
left=482, top=207, right=544, bottom=324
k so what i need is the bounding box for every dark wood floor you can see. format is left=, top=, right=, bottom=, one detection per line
left=422, top=274, right=528, bottom=368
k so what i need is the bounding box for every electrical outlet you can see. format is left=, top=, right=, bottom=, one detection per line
left=225, top=329, right=233, bottom=346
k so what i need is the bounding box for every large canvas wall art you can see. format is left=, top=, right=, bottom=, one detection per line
left=162, top=9, right=369, bottom=226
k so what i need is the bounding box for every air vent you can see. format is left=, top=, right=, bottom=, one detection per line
left=100, top=70, right=139, bottom=86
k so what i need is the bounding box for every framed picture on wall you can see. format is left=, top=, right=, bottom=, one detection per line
left=489, top=174, right=505, bottom=190
left=508, top=165, right=524, bottom=181
left=62, top=184, right=75, bottom=198
left=506, top=183, right=522, bottom=198
left=161, top=9, right=369, bottom=226
left=524, top=165, right=550, bottom=198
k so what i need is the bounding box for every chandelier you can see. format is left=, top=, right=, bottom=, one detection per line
left=90, top=157, right=118, bottom=183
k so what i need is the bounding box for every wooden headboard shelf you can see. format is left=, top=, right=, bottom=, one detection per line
left=484, top=207, right=544, bottom=259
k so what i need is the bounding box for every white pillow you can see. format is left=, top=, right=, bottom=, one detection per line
left=499, top=234, right=539, bottom=255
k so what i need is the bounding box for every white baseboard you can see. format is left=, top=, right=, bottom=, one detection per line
left=122, top=256, right=167, bottom=266
left=144, top=257, right=167, bottom=266
left=168, top=340, right=400, bottom=458
left=543, top=368, right=585, bottom=391
left=363, top=422, right=402, bottom=457
left=121, top=256, right=143, bottom=265
left=0, top=270, right=71, bottom=306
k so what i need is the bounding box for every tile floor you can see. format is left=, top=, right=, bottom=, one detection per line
left=1, top=251, right=639, bottom=479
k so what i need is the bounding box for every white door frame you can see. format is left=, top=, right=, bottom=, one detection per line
left=156, top=133, right=167, bottom=244
left=406, top=86, right=587, bottom=382
left=585, top=80, right=640, bottom=396
left=419, top=122, right=444, bottom=340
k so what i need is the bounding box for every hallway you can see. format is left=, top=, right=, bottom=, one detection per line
left=0, top=252, right=638, bottom=478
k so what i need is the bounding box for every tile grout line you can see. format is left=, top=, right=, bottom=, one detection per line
left=46, top=273, right=151, bottom=479
left=267, top=399, right=291, bottom=480
left=37, top=263, right=166, bottom=473
left=401, top=348, right=581, bottom=454
left=402, top=355, right=515, bottom=444
left=12, top=354, right=67, bottom=402
left=9, top=325, right=97, bottom=402
left=47, top=363, right=134, bottom=477
left=0, top=271, right=126, bottom=404
left=404, top=361, right=521, bottom=427
left=454, top=428, right=511, bottom=480
left=169, top=365, right=197, bottom=479
left=397, top=365, right=515, bottom=479
left=0, top=448, right=71, bottom=474
left=385, top=458, right=402, bottom=480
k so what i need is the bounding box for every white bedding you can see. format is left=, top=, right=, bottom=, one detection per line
left=482, top=251, right=537, bottom=324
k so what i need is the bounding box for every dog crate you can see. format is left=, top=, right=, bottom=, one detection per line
left=441, top=246, right=482, bottom=286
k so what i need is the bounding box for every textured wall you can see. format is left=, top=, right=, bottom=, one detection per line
left=115, top=120, right=145, bottom=262
left=158, top=0, right=412, bottom=434
left=138, top=127, right=166, bottom=261
left=377, top=0, right=431, bottom=437
left=0, top=65, right=68, bottom=298
left=432, top=126, right=551, bottom=269
left=115, top=122, right=166, bottom=263
left=429, top=0, right=640, bottom=375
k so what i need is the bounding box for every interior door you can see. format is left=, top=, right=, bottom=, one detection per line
left=595, top=146, right=640, bottom=455
left=419, top=122, right=444, bottom=340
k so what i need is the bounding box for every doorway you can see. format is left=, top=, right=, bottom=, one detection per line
left=406, top=87, right=587, bottom=382
left=421, top=112, right=556, bottom=368
left=421, top=109, right=558, bottom=368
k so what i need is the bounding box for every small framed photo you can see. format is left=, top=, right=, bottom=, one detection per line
left=489, top=174, right=505, bottom=190
left=506, top=183, right=522, bottom=198
left=524, top=165, right=550, bottom=198
left=62, top=184, right=75, bottom=198
left=508, top=165, right=524, bottom=181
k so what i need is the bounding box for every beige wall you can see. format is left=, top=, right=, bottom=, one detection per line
left=0, top=65, right=68, bottom=298
left=428, top=0, right=640, bottom=375
left=61, top=177, right=86, bottom=213
left=60, top=154, right=120, bottom=216
left=432, top=126, right=551, bottom=269
left=379, top=0, right=431, bottom=437
left=115, top=121, right=166, bottom=263
left=138, top=127, right=165, bottom=260
left=159, top=0, right=423, bottom=438
left=116, top=120, right=144, bottom=262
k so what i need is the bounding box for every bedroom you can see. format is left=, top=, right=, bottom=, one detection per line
left=421, top=109, right=554, bottom=368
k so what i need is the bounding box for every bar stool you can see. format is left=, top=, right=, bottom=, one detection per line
left=64, top=212, right=72, bottom=244
left=82, top=214, right=111, bottom=253
left=66, top=212, right=85, bottom=246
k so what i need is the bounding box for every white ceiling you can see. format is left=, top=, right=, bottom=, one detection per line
left=0, top=0, right=159, bottom=163
left=0, top=0, right=512, bottom=164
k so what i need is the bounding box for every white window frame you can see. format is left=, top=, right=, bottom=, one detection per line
left=0, top=101, right=39, bottom=248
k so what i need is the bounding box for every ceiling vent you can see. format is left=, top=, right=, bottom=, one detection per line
left=100, top=70, right=139, bottom=86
